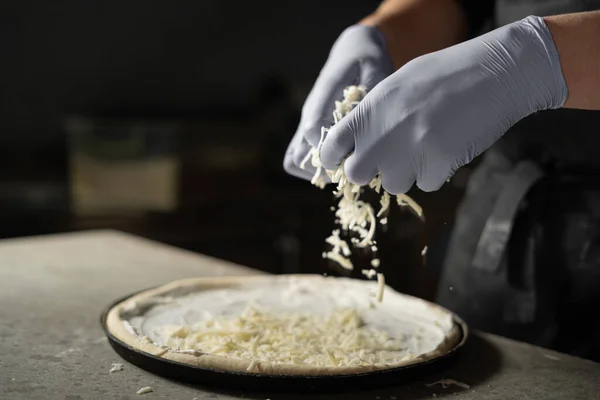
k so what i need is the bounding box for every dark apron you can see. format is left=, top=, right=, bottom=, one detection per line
left=437, top=115, right=600, bottom=362
left=436, top=0, right=600, bottom=362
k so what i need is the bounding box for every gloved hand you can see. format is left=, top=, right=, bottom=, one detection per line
left=320, top=16, right=568, bottom=193
left=283, top=25, right=394, bottom=180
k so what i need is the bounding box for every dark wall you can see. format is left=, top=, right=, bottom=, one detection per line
left=0, top=0, right=378, bottom=146
left=0, top=1, right=463, bottom=301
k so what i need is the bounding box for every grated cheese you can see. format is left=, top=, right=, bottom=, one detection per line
left=175, top=349, right=203, bottom=356
left=247, top=359, right=258, bottom=371
left=426, top=379, right=470, bottom=390
left=325, top=229, right=352, bottom=257
left=139, top=336, right=152, bottom=344
left=300, top=86, right=423, bottom=302
left=136, top=386, right=153, bottom=395
left=109, top=363, right=124, bottom=373
left=154, top=347, right=169, bottom=357
left=370, top=259, right=380, bottom=268
left=421, top=246, right=428, bottom=257
left=156, top=306, right=410, bottom=368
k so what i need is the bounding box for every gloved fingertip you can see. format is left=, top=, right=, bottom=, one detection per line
left=416, top=178, right=445, bottom=193
left=283, top=154, right=312, bottom=181
left=283, top=154, right=298, bottom=175
left=320, top=124, right=355, bottom=171
left=344, top=154, right=377, bottom=186
left=381, top=172, right=415, bottom=195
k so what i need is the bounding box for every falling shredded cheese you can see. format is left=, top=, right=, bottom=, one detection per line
left=397, top=194, right=423, bottom=218
left=300, top=85, right=423, bottom=302
left=377, top=191, right=390, bottom=217
left=325, top=229, right=352, bottom=257
left=324, top=251, right=353, bottom=270
left=376, top=273, right=385, bottom=303
left=156, top=306, right=411, bottom=368
left=362, top=269, right=378, bottom=279
left=421, top=246, right=428, bottom=257
left=370, top=259, right=380, bottom=268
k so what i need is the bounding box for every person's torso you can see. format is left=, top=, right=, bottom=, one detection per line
left=496, top=0, right=600, bottom=25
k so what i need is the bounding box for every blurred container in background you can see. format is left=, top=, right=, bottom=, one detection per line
left=66, top=116, right=180, bottom=216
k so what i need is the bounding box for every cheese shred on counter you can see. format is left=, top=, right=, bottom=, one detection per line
left=158, top=307, right=411, bottom=368
left=302, top=86, right=423, bottom=301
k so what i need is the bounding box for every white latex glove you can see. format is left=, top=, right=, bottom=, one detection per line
left=320, top=16, right=568, bottom=193
left=283, top=25, right=394, bottom=180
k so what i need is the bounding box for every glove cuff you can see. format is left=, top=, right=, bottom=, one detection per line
left=517, top=15, right=568, bottom=110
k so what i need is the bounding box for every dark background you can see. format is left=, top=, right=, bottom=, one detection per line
left=0, top=0, right=468, bottom=300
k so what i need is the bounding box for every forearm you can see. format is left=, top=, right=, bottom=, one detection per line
left=360, top=0, right=468, bottom=69
left=545, top=11, right=600, bottom=110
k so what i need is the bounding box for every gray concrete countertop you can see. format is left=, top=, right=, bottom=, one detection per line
left=1, top=231, right=599, bottom=400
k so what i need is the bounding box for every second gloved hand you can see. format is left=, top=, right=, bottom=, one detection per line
left=283, top=25, right=394, bottom=181
left=320, top=16, right=568, bottom=194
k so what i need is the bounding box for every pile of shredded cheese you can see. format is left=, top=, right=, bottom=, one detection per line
left=157, top=306, right=411, bottom=370
left=300, top=86, right=423, bottom=301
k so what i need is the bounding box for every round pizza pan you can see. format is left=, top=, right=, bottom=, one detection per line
left=100, top=286, right=469, bottom=392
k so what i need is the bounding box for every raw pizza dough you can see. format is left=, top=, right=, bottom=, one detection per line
left=106, top=275, right=463, bottom=376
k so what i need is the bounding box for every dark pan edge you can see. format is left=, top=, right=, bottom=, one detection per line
left=100, top=288, right=469, bottom=392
